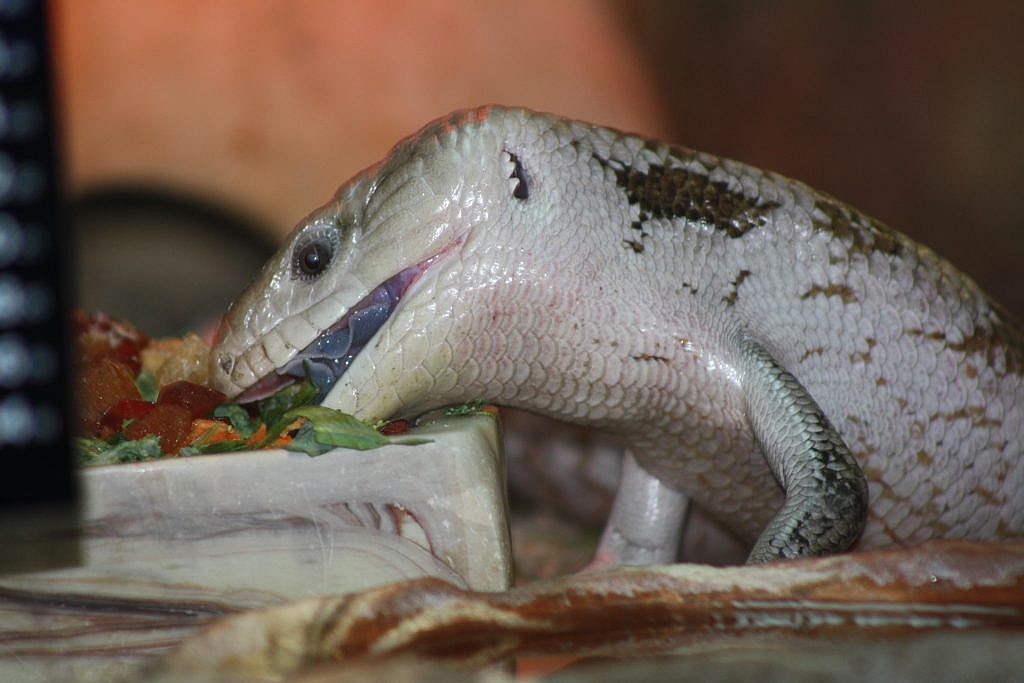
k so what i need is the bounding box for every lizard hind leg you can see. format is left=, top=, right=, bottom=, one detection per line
left=735, top=333, right=869, bottom=563
left=584, top=451, right=688, bottom=571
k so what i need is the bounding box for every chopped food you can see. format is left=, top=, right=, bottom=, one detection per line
left=73, top=311, right=439, bottom=465
left=378, top=419, right=412, bottom=436
left=99, top=398, right=157, bottom=435
left=157, top=381, right=227, bottom=421
left=76, top=434, right=165, bottom=467
left=76, top=355, right=143, bottom=435
left=123, top=402, right=193, bottom=454
left=444, top=399, right=499, bottom=418
left=141, top=333, right=211, bottom=386
left=71, top=309, right=148, bottom=373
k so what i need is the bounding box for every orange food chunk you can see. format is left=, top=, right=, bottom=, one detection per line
left=76, top=356, right=142, bottom=435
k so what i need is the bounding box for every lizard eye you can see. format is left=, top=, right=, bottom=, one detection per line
left=291, top=227, right=339, bottom=281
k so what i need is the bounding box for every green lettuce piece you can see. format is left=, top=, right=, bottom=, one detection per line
left=135, top=371, right=159, bottom=403
left=191, top=440, right=252, bottom=454
left=259, top=379, right=318, bottom=425
left=444, top=399, right=491, bottom=417
left=285, top=421, right=336, bottom=457
left=75, top=437, right=112, bottom=465
left=255, top=378, right=319, bottom=446
left=77, top=435, right=165, bottom=466
left=283, top=406, right=434, bottom=455
left=212, top=404, right=258, bottom=439
left=284, top=405, right=390, bottom=451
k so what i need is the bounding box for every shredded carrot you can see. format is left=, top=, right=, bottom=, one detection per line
left=185, top=418, right=297, bottom=450
left=261, top=420, right=301, bottom=448
left=241, top=420, right=300, bottom=448
left=187, top=419, right=235, bottom=445
left=244, top=423, right=267, bottom=446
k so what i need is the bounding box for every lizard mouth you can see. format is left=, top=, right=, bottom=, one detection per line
left=235, top=257, right=437, bottom=404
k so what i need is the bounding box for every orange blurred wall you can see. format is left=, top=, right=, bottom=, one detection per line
left=52, top=0, right=670, bottom=239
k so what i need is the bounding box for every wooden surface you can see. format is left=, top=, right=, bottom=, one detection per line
left=150, top=540, right=1024, bottom=681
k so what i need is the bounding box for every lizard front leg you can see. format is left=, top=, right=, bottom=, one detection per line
left=588, top=332, right=870, bottom=568
left=588, top=450, right=688, bottom=569
left=737, top=333, right=870, bottom=563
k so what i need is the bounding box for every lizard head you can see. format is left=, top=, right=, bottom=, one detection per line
left=209, top=107, right=544, bottom=421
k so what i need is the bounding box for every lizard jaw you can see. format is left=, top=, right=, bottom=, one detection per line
left=234, top=256, right=438, bottom=405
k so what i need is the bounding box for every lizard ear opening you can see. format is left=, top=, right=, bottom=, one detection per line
left=505, top=150, right=530, bottom=200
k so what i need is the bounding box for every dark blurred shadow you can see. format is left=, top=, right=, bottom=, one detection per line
left=71, top=188, right=277, bottom=337
left=619, top=1, right=1024, bottom=320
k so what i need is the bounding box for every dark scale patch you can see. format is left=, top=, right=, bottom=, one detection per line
left=723, top=269, right=751, bottom=306
left=800, top=283, right=858, bottom=304
left=811, top=198, right=903, bottom=257
left=799, top=346, right=826, bottom=362
left=907, top=307, right=1024, bottom=377
left=947, top=316, right=1024, bottom=377
left=631, top=353, right=670, bottom=363
left=593, top=154, right=780, bottom=238
left=623, top=239, right=644, bottom=254
left=849, top=337, right=877, bottom=364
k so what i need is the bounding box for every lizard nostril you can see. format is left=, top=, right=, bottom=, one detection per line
left=217, top=353, right=234, bottom=376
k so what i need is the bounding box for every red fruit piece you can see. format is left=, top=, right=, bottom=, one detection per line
left=76, top=356, right=142, bottom=435
left=124, top=403, right=193, bottom=455
left=100, top=399, right=156, bottom=434
left=72, top=310, right=148, bottom=373
left=157, top=381, right=227, bottom=419
left=378, top=419, right=411, bottom=436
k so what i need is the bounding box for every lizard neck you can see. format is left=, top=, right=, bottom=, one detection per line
left=432, top=228, right=741, bottom=438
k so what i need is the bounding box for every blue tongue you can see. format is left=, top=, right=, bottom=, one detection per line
left=349, top=303, right=391, bottom=346
left=275, top=296, right=395, bottom=403
left=255, top=259, right=424, bottom=405
left=304, top=360, right=339, bottom=402
left=311, top=326, right=352, bottom=359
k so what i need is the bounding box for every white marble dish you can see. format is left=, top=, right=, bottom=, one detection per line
left=0, top=414, right=509, bottom=682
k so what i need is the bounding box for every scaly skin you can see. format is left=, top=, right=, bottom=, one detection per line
left=210, top=106, right=1023, bottom=564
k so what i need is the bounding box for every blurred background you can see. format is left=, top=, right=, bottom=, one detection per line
left=53, top=0, right=1024, bottom=336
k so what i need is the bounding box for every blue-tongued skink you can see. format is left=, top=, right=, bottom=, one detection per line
left=209, top=106, right=1023, bottom=564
